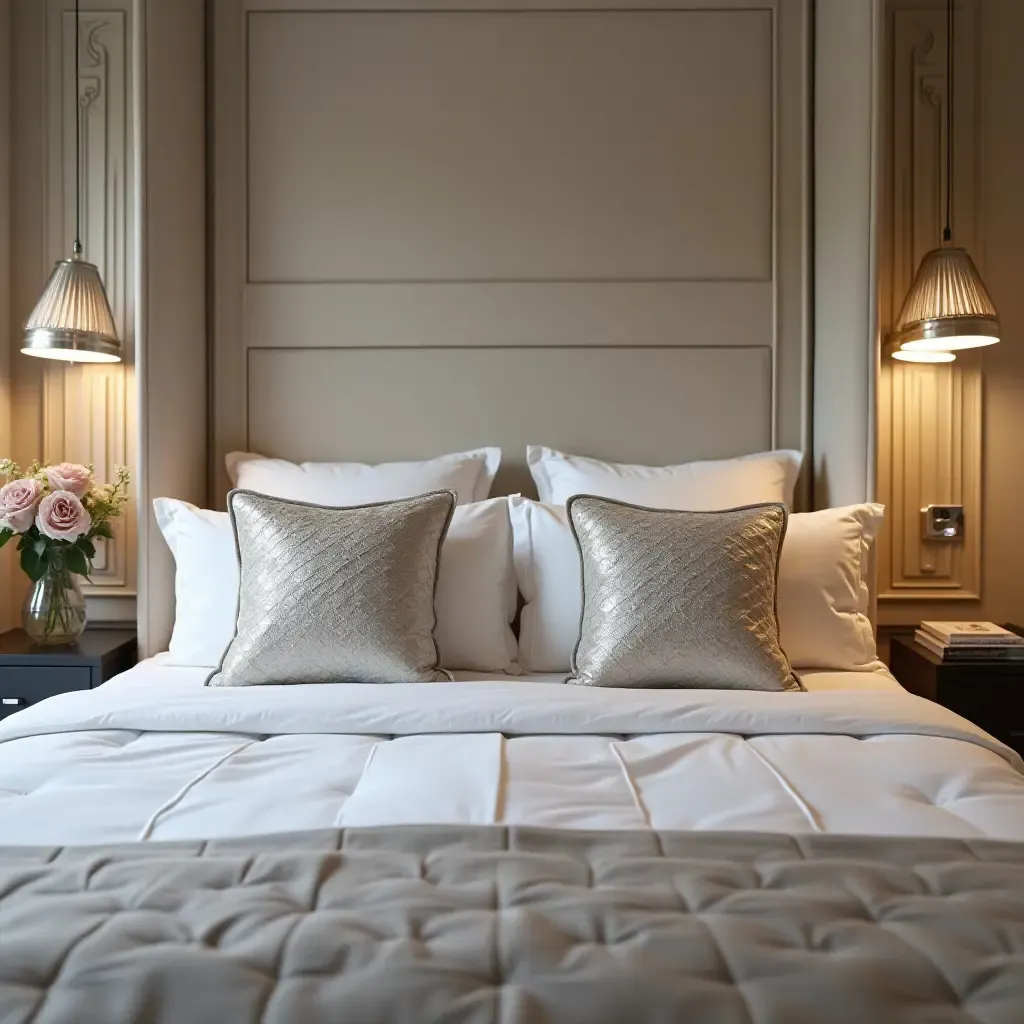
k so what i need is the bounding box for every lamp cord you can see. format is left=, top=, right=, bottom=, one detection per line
left=73, top=0, right=82, bottom=257
left=943, top=0, right=953, bottom=243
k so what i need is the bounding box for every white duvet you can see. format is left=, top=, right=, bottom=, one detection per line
left=1, top=659, right=1022, bottom=846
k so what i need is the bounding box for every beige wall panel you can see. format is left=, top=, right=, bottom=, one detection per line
left=247, top=347, right=772, bottom=499
left=812, top=0, right=882, bottom=510
left=215, top=1, right=811, bottom=504
left=976, top=0, right=1024, bottom=626
left=244, top=282, right=774, bottom=350
left=247, top=10, right=772, bottom=284
left=9, top=0, right=138, bottom=625
left=213, top=0, right=810, bottom=521
left=134, top=0, right=207, bottom=656
left=876, top=1, right=983, bottom=608
left=46, top=6, right=136, bottom=614
left=880, top=362, right=981, bottom=598
left=877, top=0, right=1024, bottom=628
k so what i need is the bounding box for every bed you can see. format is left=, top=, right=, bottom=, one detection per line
left=4, top=471, right=1024, bottom=1024
left=3, top=454, right=1024, bottom=1022
left=1, top=660, right=1023, bottom=1024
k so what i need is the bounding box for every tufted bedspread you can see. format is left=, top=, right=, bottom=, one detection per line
left=1, top=825, right=1023, bottom=1024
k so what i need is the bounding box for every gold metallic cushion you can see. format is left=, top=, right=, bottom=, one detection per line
left=566, top=496, right=801, bottom=691
left=206, top=489, right=455, bottom=686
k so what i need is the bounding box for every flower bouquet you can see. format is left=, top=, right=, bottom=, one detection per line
left=0, top=461, right=130, bottom=644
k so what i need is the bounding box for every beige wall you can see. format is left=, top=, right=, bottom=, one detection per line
left=877, top=0, right=1024, bottom=629
left=212, top=0, right=812, bottom=510
left=2, top=0, right=929, bottom=649
left=0, top=0, right=205, bottom=648
left=813, top=0, right=882, bottom=510
left=7, top=0, right=138, bottom=627
left=976, top=0, right=1024, bottom=625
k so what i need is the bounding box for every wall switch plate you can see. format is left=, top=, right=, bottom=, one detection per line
left=921, top=504, right=964, bottom=540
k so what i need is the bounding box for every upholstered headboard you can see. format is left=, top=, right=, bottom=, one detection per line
left=209, top=0, right=811, bottom=500
left=131, top=0, right=815, bottom=655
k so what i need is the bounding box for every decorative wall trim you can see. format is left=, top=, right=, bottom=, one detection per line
left=880, top=361, right=981, bottom=597
left=43, top=3, right=137, bottom=614
left=877, top=0, right=983, bottom=602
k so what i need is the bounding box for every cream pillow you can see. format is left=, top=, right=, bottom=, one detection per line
left=775, top=504, right=885, bottom=671
left=510, top=497, right=885, bottom=674
left=528, top=446, right=803, bottom=508
left=226, top=448, right=500, bottom=507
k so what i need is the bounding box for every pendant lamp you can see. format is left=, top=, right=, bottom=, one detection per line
left=22, top=0, right=121, bottom=364
left=892, top=0, right=999, bottom=359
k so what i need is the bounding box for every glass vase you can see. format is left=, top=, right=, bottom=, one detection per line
left=22, top=551, right=87, bottom=645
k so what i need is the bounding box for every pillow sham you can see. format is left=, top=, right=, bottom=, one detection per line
left=509, top=496, right=582, bottom=672
left=207, top=490, right=455, bottom=686
left=566, top=496, right=799, bottom=690
left=154, top=499, right=240, bottom=667
left=528, top=446, right=803, bottom=508
left=510, top=496, right=885, bottom=674
left=776, top=503, right=885, bottom=671
left=226, top=447, right=500, bottom=507
left=155, top=496, right=519, bottom=673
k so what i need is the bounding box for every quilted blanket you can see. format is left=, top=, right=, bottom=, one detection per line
left=2, top=826, right=1023, bottom=1024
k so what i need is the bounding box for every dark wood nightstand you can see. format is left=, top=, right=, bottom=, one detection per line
left=889, top=633, right=1024, bottom=756
left=0, top=628, right=137, bottom=720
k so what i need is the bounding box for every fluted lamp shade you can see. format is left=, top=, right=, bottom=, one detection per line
left=895, top=247, right=1000, bottom=353
left=22, top=255, right=121, bottom=363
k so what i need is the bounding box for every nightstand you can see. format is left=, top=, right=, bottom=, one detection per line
left=889, top=633, right=1024, bottom=756
left=0, top=628, right=137, bottom=720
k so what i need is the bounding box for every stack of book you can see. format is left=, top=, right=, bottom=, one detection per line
left=915, top=621, right=1024, bottom=661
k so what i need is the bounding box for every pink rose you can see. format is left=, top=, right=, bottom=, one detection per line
left=45, top=462, right=93, bottom=497
left=0, top=478, right=44, bottom=533
left=36, top=490, right=91, bottom=542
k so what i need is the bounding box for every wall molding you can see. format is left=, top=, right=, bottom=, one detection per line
left=43, top=2, right=137, bottom=617
left=876, top=0, right=983, bottom=604
left=8, top=1, right=138, bottom=628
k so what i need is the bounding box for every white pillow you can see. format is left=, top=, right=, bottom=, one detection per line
left=226, top=448, right=501, bottom=506
left=154, top=496, right=519, bottom=673
left=509, top=497, right=582, bottom=673
left=527, top=446, right=803, bottom=508
left=509, top=496, right=885, bottom=674
left=154, top=500, right=238, bottom=668
left=435, top=498, right=518, bottom=673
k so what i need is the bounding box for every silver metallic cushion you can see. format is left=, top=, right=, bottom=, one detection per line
left=206, top=489, right=455, bottom=686
left=566, top=496, right=801, bottom=690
